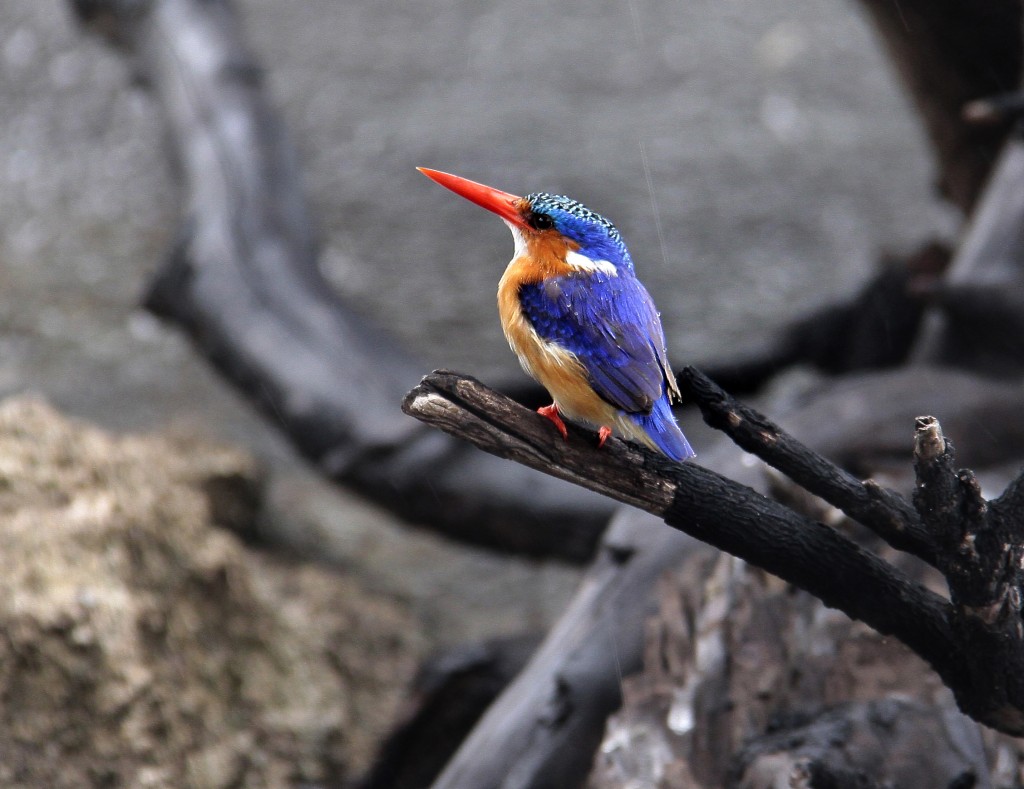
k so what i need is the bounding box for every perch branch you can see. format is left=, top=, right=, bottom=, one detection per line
left=403, top=375, right=952, bottom=670
left=404, top=370, right=1024, bottom=736
left=678, top=366, right=937, bottom=565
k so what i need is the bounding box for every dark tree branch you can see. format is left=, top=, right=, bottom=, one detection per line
left=912, top=416, right=970, bottom=553
left=678, top=366, right=937, bottom=564
left=703, top=0, right=1024, bottom=387
left=419, top=511, right=705, bottom=789
left=912, top=132, right=1024, bottom=374
left=403, top=369, right=1024, bottom=736
left=694, top=247, right=944, bottom=395
left=914, top=416, right=1024, bottom=619
left=856, top=0, right=1022, bottom=214
left=965, top=91, right=1024, bottom=126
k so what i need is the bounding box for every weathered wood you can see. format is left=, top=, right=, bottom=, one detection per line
left=591, top=553, right=990, bottom=788
left=361, top=634, right=542, bottom=789
left=71, top=0, right=614, bottom=562
left=403, top=370, right=1024, bottom=738
left=911, top=416, right=1024, bottom=735
left=678, top=367, right=935, bottom=564
left=424, top=511, right=705, bottom=789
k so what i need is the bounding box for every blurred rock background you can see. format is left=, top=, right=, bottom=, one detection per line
left=0, top=396, right=421, bottom=786
left=0, top=0, right=955, bottom=769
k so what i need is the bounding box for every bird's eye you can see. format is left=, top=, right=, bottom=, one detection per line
left=528, top=212, right=554, bottom=231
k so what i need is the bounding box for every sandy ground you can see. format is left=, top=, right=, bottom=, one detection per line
left=0, top=1, right=955, bottom=648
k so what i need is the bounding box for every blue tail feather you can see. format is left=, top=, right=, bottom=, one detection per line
left=630, top=397, right=695, bottom=462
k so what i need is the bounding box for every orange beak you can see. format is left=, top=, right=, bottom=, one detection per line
left=418, top=168, right=529, bottom=230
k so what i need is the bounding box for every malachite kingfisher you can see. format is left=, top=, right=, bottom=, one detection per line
left=418, top=168, right=695, bottom=462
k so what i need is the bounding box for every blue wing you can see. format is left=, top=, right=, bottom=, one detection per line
left=519, top=271, right=679, bottom=415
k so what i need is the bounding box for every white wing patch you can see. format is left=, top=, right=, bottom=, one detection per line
left=565, top=249, right=618, bottom=276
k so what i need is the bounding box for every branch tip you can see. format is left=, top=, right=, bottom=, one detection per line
left=914, top=416, right=946, bottom=462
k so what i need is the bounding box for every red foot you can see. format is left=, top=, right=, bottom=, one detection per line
left=537, top=403, right=569, bottom=441
left=597, top=426, right=612, bottom=448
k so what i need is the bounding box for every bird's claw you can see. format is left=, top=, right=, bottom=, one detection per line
left=537, top=404, right=569, bottom=441
left=597, top=426, right=612, bottom=448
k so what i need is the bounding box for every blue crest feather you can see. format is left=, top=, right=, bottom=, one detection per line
left=526, top=193, right=634, bottom=272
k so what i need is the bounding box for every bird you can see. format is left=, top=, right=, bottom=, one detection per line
left=418, top=167, right=695, bottom=462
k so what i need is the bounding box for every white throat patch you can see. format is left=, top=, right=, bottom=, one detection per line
left=505, top=222, right=528, bottom=259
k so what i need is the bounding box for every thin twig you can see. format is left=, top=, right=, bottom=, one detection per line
left=404, top=369, right=1024, bottom=736
left=678, top=366, right=938, bottom=565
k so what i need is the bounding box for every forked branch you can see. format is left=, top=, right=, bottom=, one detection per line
left=403, top=368, right=1024, bottom=735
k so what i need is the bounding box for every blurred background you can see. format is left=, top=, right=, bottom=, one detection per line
left=0, top=0, right=955, bottom=649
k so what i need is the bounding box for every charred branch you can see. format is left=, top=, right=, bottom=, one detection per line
left=592, top=546, right=990, bottom=788
left=360, top=635, right=542, bottom=789
left=403, top=369, right=1024, bottom=737
left=420, top=513, right=705, bottom=789
left=964, top=90, right=1024, bottom=127
left=696, top=245, right=946, bottom=395
left=678, top=366, right=936, bottom=564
